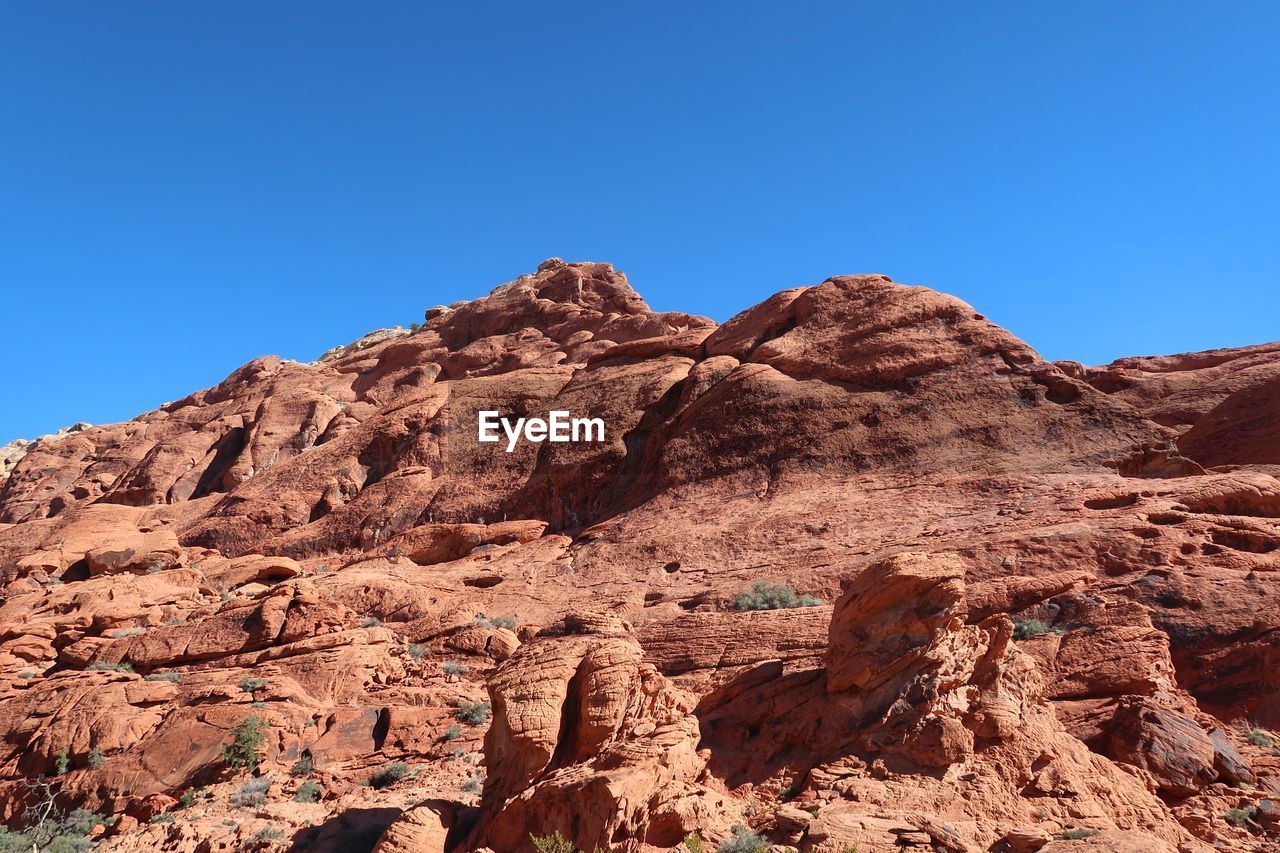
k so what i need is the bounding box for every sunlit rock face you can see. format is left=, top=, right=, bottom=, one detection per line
left=1, top=260, right=1277, bottom=851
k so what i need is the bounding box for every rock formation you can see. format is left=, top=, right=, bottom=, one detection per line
left=0, top=259, right=1278, bottom=851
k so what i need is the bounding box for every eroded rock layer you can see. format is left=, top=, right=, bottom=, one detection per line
left=1, top=259, right=1278, bottom=852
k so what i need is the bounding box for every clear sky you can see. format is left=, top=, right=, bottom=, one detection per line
left=2, top=2, right=1278, bottom=443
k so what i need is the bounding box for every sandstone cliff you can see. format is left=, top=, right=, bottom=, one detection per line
left=1, top=259, right=1278, bottom=852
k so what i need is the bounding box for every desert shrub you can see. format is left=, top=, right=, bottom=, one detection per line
left=0, top=809, right=97, bottom=845
left=1225, top=807, right=1256, bottom=828
left=684, top=832, right=706, bottom=853
left=0, top=802, right=110, bottom=852
left=239, top=677, right=268, bottom=693
left=456, top=700, right=491, bottom=725
left=222, top=715, right=267, bottom=773
left=408, top=322, right=422, bottom=333
left=530, top=831, right=575, bottom=853
left=106, top=627, right=144, bottom=639
left=150, top=811, right=175, bottom=824
left=442, top=724, right=464, bottom=742
left=247, top=825, right=285, bottom=844
left=1059, top=828, right=1100, bottom=840
left=145, top=672, right=181, bottom=682
left=87, top=746, right=105, bottom=769
left=447, top=745, right=465, bottom=761
left=1247, top=728, right=1273, bottom=747
left=1013, top=619, right=1054, bottom=640
left=89, top=661, right=134, bottom=673
left=442, top=661, right=467, bottom=677
left=731, top=581, right=822, bottom=612
left=52, top=749, right=70, bottom=775
left=461, top=772, right=484, bottom=795
left=164, top=616, right=187, bottom=625
left=178, top=788, right=202, bottom=808
left=290, top=753, right=314, bottom=777
left=476, top=615, right=517, bottom=630
left=17, top=671, right=34, bottom=680
left=231, top=778, right=270, bottom=808
left=368, top=761, right=413, bottom=789
left=716, top=824, right=770, bottom=853
left=295, top=780, right=322, bottom=803
left=359, top=616, right=384, bottom=628
left=406, top=643, right=426, bottom=660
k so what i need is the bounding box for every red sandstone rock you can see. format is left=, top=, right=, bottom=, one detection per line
left=0, top=261, right=1277, bottom=850
left=1179, top=374, right=1280, bottom=467
left=1078, top=341, right=1280, bottom=431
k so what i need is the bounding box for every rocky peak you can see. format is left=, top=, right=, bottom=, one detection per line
left=1, top=263, right=1279, bottom=852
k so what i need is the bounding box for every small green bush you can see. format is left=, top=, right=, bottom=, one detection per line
left=89, top=661, right=135, bottom=673
left=1225, top=807, right=1256, bottom=828
left=145, top=672, right=182, bottom=682
left=295, top=780, right=322, bottom=803
left=368, top=761, right=413, bottom=789
left=178, top=788, right=201, bottom=808
left=684, top=832, right=706, bottom=853
left=1059, top=828, right=1100, bottom=840
left=716, top=824, right=770, bottom=853
left=456, top=700, right=491, bottom=725
left=231, top=778, right=270, bottom=807
left=477, top=615, right=517, bottom=630
left=442, top=724, right=464, bottom=742
left=221, top=715, right=267, bottom=773
left=731, top=581, right=822, bottom=612
left=1013, top=619, right=1054, bottom=640
left=106, top=627, right=144, bottom=639
left=239, top=677, right=268, bottom=693
left=164, top=616, right=187, bottom=625
left=290, top=753, right=314, bottom=777
left=359, top=616, right=384, bottom=628
left=149, top=811, right=175, bottom=824
left=530, top=831, right=575, bottom=853
left=1247, top=728, right=1273, bottom=747
left=406, top=643, right=426, bottom=660
left=442, top=661, right=467, bottom=677
left=87, top=746, right=105, bottom=769
left=54, top=749, right=70, bottom=775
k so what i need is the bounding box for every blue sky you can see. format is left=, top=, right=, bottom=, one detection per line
left=2, top=2, right=1278, bottom=443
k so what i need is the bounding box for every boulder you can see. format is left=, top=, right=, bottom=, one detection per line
left=85, top=530, right=182, bottom=575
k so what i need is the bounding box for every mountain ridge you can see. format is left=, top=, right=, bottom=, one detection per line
left=1, top=260, right=1279, bottom=851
